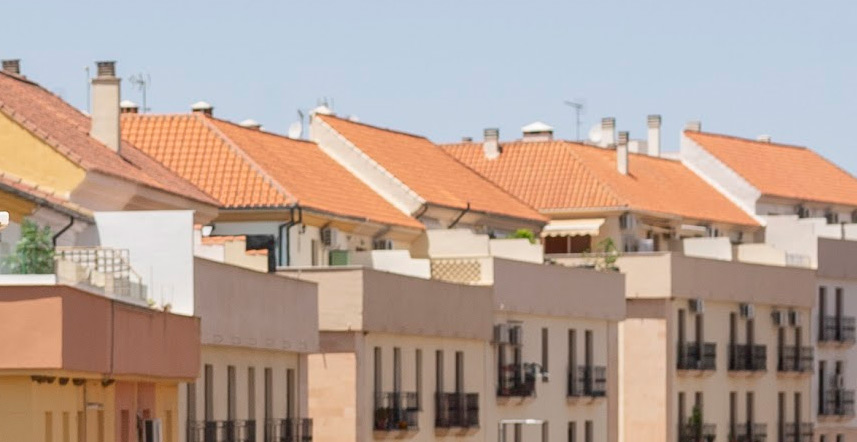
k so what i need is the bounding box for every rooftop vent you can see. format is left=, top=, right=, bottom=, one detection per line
left=647, top=114, right=661, bottom=157
left=757, top=135, right=772, bottom=143
left=521, top=121, right=554, bottom=142
left=483, top=128, right=500, bottom=159
left=617, top=131, right=629, bottom=175
left=96, top=61, right=116, bottom=78
left=119, top=100, right=139, bottom=114
left=685, top=120, right=702, bottom=132
left=1, top=59, right=20, bottom=75
left=239, top=119, right=262, bottom=130
left=191, top=101, right=213, bottom=117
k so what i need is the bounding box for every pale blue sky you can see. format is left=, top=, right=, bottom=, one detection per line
left=5, top=0, right=857, bottom=174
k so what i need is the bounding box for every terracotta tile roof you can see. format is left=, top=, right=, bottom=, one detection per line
left=121, top=114, right=423, bottom=229
left=442, top=140, right=759, bottom=227
left=0, top=72, right=217, bottom=206
left=200, top=234, right=246, bottom=245
left=316, top=115, right=546, bottom=224
left=0, top=171, right=92, bottom=220
left=685, top=131, right=857, bottom=207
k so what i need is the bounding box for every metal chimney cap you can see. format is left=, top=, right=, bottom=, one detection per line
left=1, top=59, right=20, bottom=75
left=684, top=120, right=702, bottom=132
left=239, top=119, right=262, bottom=130
left=647, top=115, right=662, bottom=127
left=95, top=61, right=116, bottom=78
left=191, top=101, right=213, bottom=111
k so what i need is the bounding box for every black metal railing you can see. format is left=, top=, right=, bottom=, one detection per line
left=820, top=389, right=856, bottom=417
left=732, top=422, right=766, bottom=442
left=497, top=363, right=536, bottom=397
left=263, top=418, right=312, bottom=442
left=567, top=365, right=607, bottom=397
left=819, top=316, right=856, bottom=344
left=728, top=344, right=767, bottom=372
left=778, top=346, right=814, bottom=372
left=435, top=393, right=479, bottom=429
left=188, top=420, right=256, bottom=442
left=374, top=392, right=419, bottom=431
left=782, top=422, right=813, bottom=442
left=678, top=423, right=716, bottom=442
left=677, top=342, right=717, bottom=371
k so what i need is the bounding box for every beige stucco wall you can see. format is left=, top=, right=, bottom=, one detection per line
left=621, top=317, right=668, bottom=442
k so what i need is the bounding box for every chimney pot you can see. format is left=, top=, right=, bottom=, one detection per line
left=647, top=114, right=662, bottom=157
left=191, top=101, right=214, bottom=117
left=600, top=117, right=616, bottom=147
left=90, top=61, right=121, bottom=152
left=1, top=59, right=20, bottom=75
left=756, top=135, right=772, bottom=143
left=119, top=100, right=138, bottom=114
left=521, top=121, right=554, bottom=142
left=616, top=131, right=629, bottom=175
left=685, top=120, right=702, bottom=132
left=483, top=128, right=500, bottom=159
left=239, top=119, right=262, bottom=130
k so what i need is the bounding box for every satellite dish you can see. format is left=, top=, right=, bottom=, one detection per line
left=587, top=124, right=603, bottom=144
left=287, top=122, right=303, bottom=139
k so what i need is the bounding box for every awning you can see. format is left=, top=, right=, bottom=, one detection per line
left=540, top=218, right=605, bottom=237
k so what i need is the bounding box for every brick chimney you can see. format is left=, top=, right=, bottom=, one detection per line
left=483, top=128, right=500, bottom=159
left=1, top=59, right=20, bottom=75
left=647, top=115, right=661, bottom=157
left=90, top=61, right=121, bottom=152
left=617, top=131, right=629, bottom=175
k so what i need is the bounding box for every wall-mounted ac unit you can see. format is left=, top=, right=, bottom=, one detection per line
left=373, top=239, right=394, bottom=250
left=689, top=298, right=705, bottom=314
left=320, top=227, right=339, bottom=247
left=619, top=213, right=636, bottom=232
left=772, top=310, right=787, bottom=327
left=142, top=419, right=162, bottom=442
left=739, top=303, right=755, bottom=319
left=789, top=310, right=801, bottom=327
left=493, top=324, right=510, bottom=344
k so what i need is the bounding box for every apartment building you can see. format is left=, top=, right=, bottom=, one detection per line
left=681, top=127, right=857, bottom=441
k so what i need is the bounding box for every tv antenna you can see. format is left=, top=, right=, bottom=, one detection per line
left=129, top=73, right=151, bottom=113
left=563, top=100, right=585, bottom=141
left=84, top=66, right=91, bottom=114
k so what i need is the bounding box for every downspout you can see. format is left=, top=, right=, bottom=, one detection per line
left=277, top=205, right=303, bottom=267
left=413, top=203, right=429, bottom=221
left=447, top=202, right=471, bottom=228
left=52, top=215, right=75, bottom=247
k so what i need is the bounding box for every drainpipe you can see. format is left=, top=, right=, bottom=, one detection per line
left=277, top=205, right=303, bottom=267
left=52, top=215, right=75, bottom=247
left=448, top=203, right=471, bottom=228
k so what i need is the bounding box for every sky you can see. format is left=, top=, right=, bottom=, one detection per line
left=4, top=0, right=857, bottom=174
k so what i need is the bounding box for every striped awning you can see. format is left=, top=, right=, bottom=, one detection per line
left=541, top=218, right=605, bottom=237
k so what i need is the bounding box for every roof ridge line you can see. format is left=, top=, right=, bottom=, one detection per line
left=560, top=141, right=628, bottom=208
left=687, top=130, right=808, bottom=150
left=194, top=113, right=299, bottom=205
left=0, top=100, right=91, bottom=169
left=322, top=113, right=431, bottom=142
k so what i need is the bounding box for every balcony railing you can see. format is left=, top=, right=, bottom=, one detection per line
left=497, top=364, right=537, bottom=397
left=728, top=344, right=767, bottom=372
left=54, top=246, right=147, bottom=303
left=732, top=423, right=766, bottom=442
left=435, top=393, right=479, bottom=429
left=677, top=342, right=717, bottom=371
left=188, top=420, right=256, bottom=442
left=374, top=392, right=419, bottom=431
left=263, top=418, right=312, bottom=442
left=782, top=422, right=812, bottom=442
left=819, top=316, right=856, bottom=344
left=678, top=422, right=716, bottom=442
left=777, top=346, right=814, bottom=373
left=567, top=365, right=606, bottom=397
left=820, top=389, right=856, bottom=417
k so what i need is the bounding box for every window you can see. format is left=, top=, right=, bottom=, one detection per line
left=455, top=351, right=464, bottom=393
left=584, top=330, right=593, bottom=368
left=778, top=392, right=785, bottom=442
left=746, top=392, right=754, bottom=426
left=264, top=368, right=273, bottom=423
left=62, top=412, right=69, bottom=442
left=436, top=350, right=444, bottom=393
left=542, top=327, right=549, bottom=378
left=584, top=420, right=593, bottom=442
left=186, top=382, right=196, bottom=424
left=393, top=348, right=401, bottom=393
left=568, top=422, right=577, bottom=442
left=729, top=392, right=736, bottom=435
left=374, top=347, right=382, bottom=397
left=568, top=329, right=577, bottom=393
left=514, top=423, right=522, bottom=442
left=287, top=368, right=295, bottom=418
left=248, top=367, right=256, bottom=421
left=227, top=365, right=236, bottom=420
left=415, top=350, right=422, bottom=410
left=542, top=421, right=549, bottom=442
left=45, top=411, right=53, bottom=442
left=204, top=364, right=214, bottom=421
left=678, top=392, right=686, bottom=430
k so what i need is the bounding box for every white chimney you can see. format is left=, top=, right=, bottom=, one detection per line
left=647, top=115, right=661, bottom=157
left=1, top=59, right=20, bottom=75
left=757, top=135, right=772, bottom=143
left=521, top=121, right=554, bottom=142
left=617, top=131, right=629, bottom=175
left=685, top=120, right=702, bottom=132
left=601, top=117, right=616, bottom=147
left=483, top=128, right=500, bottom=159
left=120, top=100, right=139, bottom=114
left=90, top=61, right=121, bottom=152
left=239, top=119, right=262, bottom=130
left=191, top=101, right=214, bottom=117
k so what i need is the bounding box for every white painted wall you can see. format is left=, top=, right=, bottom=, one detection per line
left=681, top=237, right=732, bottom=261
left=351, top=250, right=431, bottom=279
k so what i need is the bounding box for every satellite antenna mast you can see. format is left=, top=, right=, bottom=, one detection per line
left=129, top=73, right=151, bottom=113
left=85, top=66, right=91, bottom=114
left=563, top=100, right=584, bottom=141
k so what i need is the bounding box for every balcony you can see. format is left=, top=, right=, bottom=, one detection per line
left=728, top=344, right=767, bottom=372
left=782, top=423, right=812, bottom=442
left=731, top=423, right=766, bottom=442
left=820, top=389, right=856, bottom=418
left=677, top=342, right=717, bottom=371
left=374, top=392, right=419, bottom=432
left=54, top=246, right=147, bottom=304
left=497, top=364, right=536, bottom=398
left=678, top=422, right=716, bottom=442
left=188, top=420, right=256, bottom=442
left=264, top=418, right=312, bottom=442
left=819, top=316, right=856, bottom=345
left=435, top=393, right=479, bottom=430
left=777, top=346, right=813, bottom=373
left=567, top=365, right=607, bottom=398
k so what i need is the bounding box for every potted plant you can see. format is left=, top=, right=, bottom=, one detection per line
left=374, top=407, right=390, bottom=430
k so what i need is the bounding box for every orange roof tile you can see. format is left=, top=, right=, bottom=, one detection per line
left=316, top=115, right=546, bottom=224
left=0, top=72, right=217, bottom=206
left=121, top=114, right=423, bottom=229
left=685, top=131, right=857, bottom=207
left=442, top=140, right=759, bottom=227
left=0, top=171, right=92, bottom=220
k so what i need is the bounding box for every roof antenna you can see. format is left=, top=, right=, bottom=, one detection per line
left=563, top=99, right=585, bottom=141
left=85, top=66, right=91, bottom=114
left=129, top=73, right=151, bottom=113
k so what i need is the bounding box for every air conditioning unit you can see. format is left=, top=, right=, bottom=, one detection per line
left=637, top=238, right=655, bottom=252
left=493, top=324, right=510, bottom=344
left=740, top=303, right=755, bottom=319
left=772, top=310, right=787, bottom=327
left=142, top=419, right=162, bottom=442
left=619, top=213, right=636, bottom=232
left=372, top=239, right=394, bottom=250
left=789, top=310, right=801, bottom=327
left=509, top=325, right=523, bottom=346
left=320, top=227, right=339, bottom=247
left=796, top=205, right=810, bottom=219
left=689, top=299, right=705, bottom=314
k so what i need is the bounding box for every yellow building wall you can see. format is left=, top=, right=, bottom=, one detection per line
left=0, top=112, right=86, bottom=194
left=156, top=383, right=179, bottom=442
